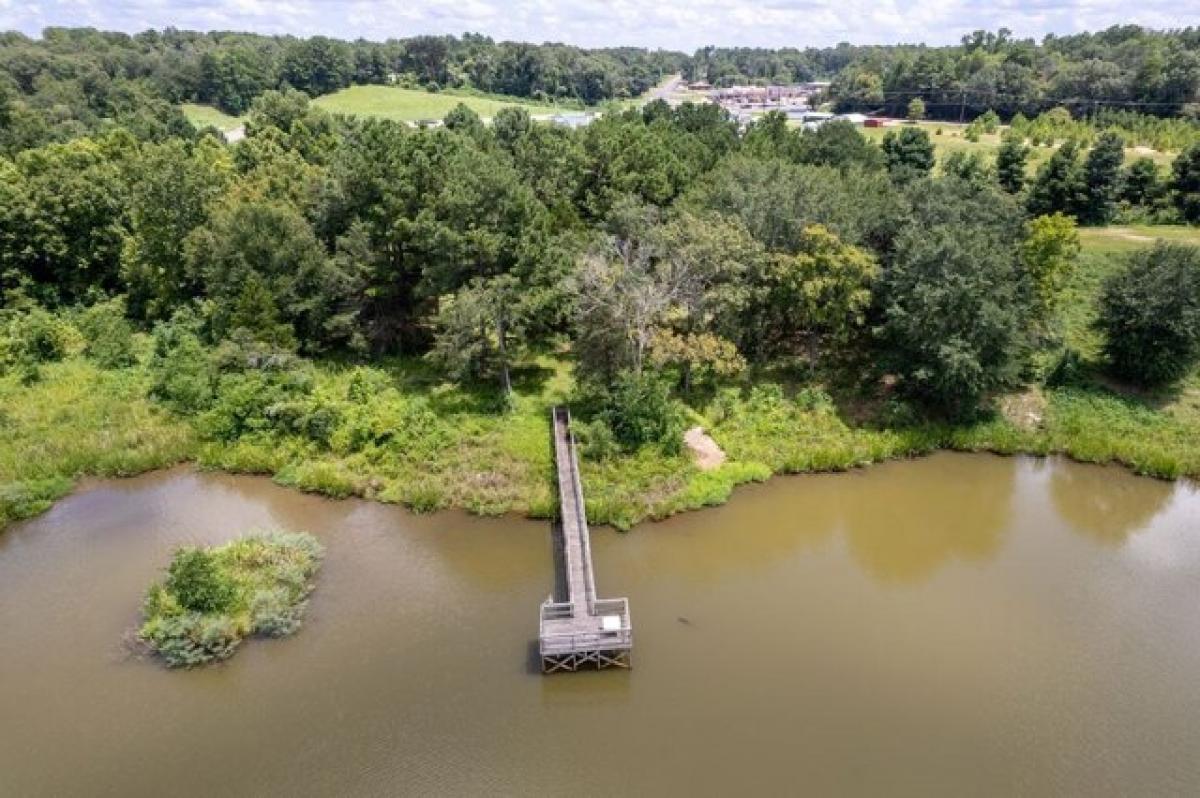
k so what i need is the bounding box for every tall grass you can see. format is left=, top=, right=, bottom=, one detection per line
left=0, top=360, right=194, bottom=530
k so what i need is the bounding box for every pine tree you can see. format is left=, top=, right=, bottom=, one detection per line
left=1027, top=141, right=1086, bottom=218
left=995, top=134, right=1029, bottom=194
left=1081, top=131, right=1124, bottom=224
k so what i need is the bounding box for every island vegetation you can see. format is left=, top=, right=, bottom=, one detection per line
left=1, top=26, right=1200, bottom=533
left=139, top=531, right=324, bottom=667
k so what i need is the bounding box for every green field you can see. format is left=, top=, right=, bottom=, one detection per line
left=861, top=120, right=1179, bottom=174
left=1078, top=224, right=1200, bottom=255
left=310, top=86, right=574, bottom=122
left=181, top=103, right=244, bottom=132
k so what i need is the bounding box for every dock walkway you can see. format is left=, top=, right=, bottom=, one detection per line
left=538, top=407, right=632, bottom=672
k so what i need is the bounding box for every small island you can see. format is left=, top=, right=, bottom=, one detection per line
left=139, top=532, right=324, bottom=668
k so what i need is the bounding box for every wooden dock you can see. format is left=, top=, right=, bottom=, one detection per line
left=539, top=407, right=633, bottom=673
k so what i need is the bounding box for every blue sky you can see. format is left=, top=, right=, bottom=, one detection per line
left=0, top=0, right=1193, bottom=50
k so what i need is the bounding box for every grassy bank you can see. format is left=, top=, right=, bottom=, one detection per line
left=0, top=359, right=194, bottom=529
left=1, top=229, right=1197, bottom=534
left=139, top=531, right=324, bottom=667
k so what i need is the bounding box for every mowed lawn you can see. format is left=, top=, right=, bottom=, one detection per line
left=181, top=103, right=245, bottom=132
left=1078, top=224, right=1200, bottom=255
left=311, top=86, right=571, bottom=122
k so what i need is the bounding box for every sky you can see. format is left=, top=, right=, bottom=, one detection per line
left=0, top=0, right=1194, bottom=51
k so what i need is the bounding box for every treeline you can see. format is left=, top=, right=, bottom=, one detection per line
left=0, top=27, right=684, bottom=154
left=4, top=86, right=1200, bottom=471
left=829, top=26, right=1200, bottom=121
left=688, top=44, right=867, bottom=85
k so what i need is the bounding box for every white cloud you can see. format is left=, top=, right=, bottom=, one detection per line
left=0, top=0, right=1193, bottom=49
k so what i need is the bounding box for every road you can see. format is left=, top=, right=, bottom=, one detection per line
left=648, top=73, right=685, bottom=103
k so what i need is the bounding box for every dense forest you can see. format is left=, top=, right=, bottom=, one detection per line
left=690, top=27, right=1200, bottom=122
left=2, top=25, right=1200, bottom=531
left=0, top=27, right=686, bottom=154
left=826, top=27, right=1200, bottom=121
left=4, top=25, right=1200, bottom=158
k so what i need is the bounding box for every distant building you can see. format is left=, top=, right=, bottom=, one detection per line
left=688, top=80, right=713, bottom=91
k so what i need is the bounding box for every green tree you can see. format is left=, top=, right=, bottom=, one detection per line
left=941, top=150, right=995, bottom=189
left=1097, top=243, right=1200, bottom=385
left=228, top=272, right=296, bottom=348
left=742, top=111, right=802, bottom=161
left=1121, top=157, right=1164, bottom=208
left=185, top=200, right=344, bottom=351
left=428, top=276, right=527, bottom=399
left=1081, top=131, right=1124, bottom=224
left=443, top=103, right=487, bottom=140
left=995, top=133, right=1029, bottom=194
left=1020, top=213, right=1080, bottom=322
left=746, top=225, right=876, bottom=360
left=881, top=126, right=935, bottom=180
left=647, top=329, right=745, bottom=390
left=1027, top=140, right=1086, bottom=218
left=1172, top=144, right=1200, bottom=223
left=121, top=138, right=233, bottom=319
left=878, top=182, right=1031, bottom=416
left=149, top=314, right=215, bottom=413
left=906, top=97, right=926, bottom=121
left=279, top=36, right=353, bottom=97
left=684, top=157, right=905, bottom=255
left=0, top=137, right=128, bottom=304
left=797, top=120, right=885, bottom=171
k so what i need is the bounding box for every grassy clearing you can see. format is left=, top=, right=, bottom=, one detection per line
left=139, top=531, right=323, bottom=668
left=181, top=103, right=245, bottom=132
left=311, top=85, right=572, bottom=122
left=1078, top=225, right=1200, bottom=255
left=0, top=358, right=194, bottom=530
left=861, top=121, right=1177, bottom=175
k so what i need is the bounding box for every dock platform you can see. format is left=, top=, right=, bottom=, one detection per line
left=538, top=407, right=632, bottom=673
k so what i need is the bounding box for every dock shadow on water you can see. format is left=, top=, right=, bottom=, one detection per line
left=2, top=453, right=1200, bottom=796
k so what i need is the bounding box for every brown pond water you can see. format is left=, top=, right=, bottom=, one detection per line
left=2, top=453, right=1200, bottom=796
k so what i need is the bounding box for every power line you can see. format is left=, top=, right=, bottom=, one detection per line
left=832, top=87, right=1197, bottom=110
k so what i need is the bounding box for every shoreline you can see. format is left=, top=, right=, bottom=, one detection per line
left=24, top=442, right=1196, bottom=539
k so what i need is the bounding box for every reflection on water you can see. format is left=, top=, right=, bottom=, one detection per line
left=2, top=453, right=1199, bottom=796
left=840, top=455, right=1015, bottom=582
left=1049, top=460, right=1175, bottom=545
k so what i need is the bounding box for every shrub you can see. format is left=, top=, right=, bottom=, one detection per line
left=166, top=548, right=235, bottom=613
left=1097, top=243, right=1200, bottom=385
left=582, top=370, right=685, bottom=454
left=346, top=366, right=392, bottom=403
left=77, top=298, right=136, bottom=368
left=249, top=588, right=305, bottom=637
left=0, top=306, right=82, bottom=380
left=575, top=418, right=620, bottom=461
left=149, top=316, right=215, bottom=413
left=141, top=613, right=242, bottom=668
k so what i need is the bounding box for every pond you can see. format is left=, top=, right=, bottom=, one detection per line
left=1, top=453, right=1198, bottom=795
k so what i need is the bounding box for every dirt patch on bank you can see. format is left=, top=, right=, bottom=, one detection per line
left=684, top=426, right=727, bottom=471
